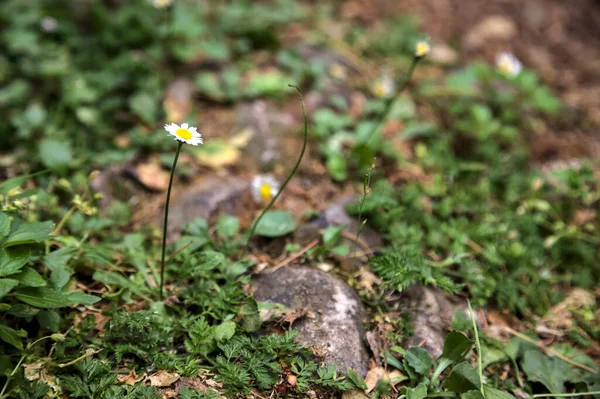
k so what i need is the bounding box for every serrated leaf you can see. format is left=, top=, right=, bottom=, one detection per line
left=0, top=278, right=19, bottom=298
left=12, top=267, right=47, bottom=287
left=347, top=368, right=368, bottom=390
left=213, top=321, right=236, bottom=342
left=3, top=221, right=53, bottom=247
left=253, top=211, right=295, bottom=237
left=521, top=350, right=571, bottom=394
left=444, top=362, right=481, bottom=393
left=0, top=247, right=30, bottom=277
left=15, top=287, right=73, bottom=308
left=0, top=325, right=23, bottom=349
left=405, top=346, right=432, bottom=376
left=404, top=382, right=428, bottom=399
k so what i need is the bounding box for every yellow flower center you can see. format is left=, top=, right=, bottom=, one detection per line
left=175, top=128, right=192, bottom=140
left=259, top=183, right=273, bottom=200
left=416, top=42, right=429, bottom=57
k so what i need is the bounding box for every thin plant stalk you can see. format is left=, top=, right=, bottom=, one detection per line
left=159, top=141, right=183, bottom=300
left=242, top=86, right=308, bottom=257
left=353, top=159, right=375, bottom=264
left=365, top=56, right=422, bottom=145
left=467, top=299, right=485, bottom=397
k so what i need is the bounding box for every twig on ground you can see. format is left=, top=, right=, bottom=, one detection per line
left=269, top=239, right=319, bottom=273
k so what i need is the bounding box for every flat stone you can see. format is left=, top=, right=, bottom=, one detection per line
left=294, top=196, right=383, bottom=251
left=164, top=176, right=249, bottom=236
left=252, top=266, right=370, bottom=377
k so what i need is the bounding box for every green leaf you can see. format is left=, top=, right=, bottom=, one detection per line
left=0, top=213, right=10, bottom=241
left=12, top=267, right=47, bottom=287
left=3, top=221, right=53, bottom=247
left=483, top=387, right=515, bottom=399
left=405, top=346, right=432, bottom=376
left=36, top=310, right=60, bottom=331
left=216, top=215, right=240, bottom=238
left=253, top=211, right=296, bottom=237
left=444, top=362, right=481, bottom=393
left=521, top=350, right=571, bottom=394
left=322, top=226, right=343, bottom=247
left=15, top=287, right=73, bottom=308
left=0, top=247, right=31, bottom=277
left=0, top=325, right=23, bottom=350
left=213, top=321, right=236, bottom=342
left=129, top=92, right=158, bottom=124
left=432, top=331, right=472, bottom=382
left=347, top=369, right=368, bottom=390
left=44, top=247, right=76, bottom=270
left=403, top=382, right=428, bottom=399
left=39, top=139, right=72, bottom=173
left=462, top=390, right=485, bottom=399
left=67, top=292, right=101, bottom=306
left=0, top=279, right=19, bottom=298
left=7, top=304, right=39, bottom=318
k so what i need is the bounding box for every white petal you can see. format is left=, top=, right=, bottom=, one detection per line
left=182, top=123, right=189, bottom=129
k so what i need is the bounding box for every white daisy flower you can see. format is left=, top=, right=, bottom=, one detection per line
left=415, top=40, right=430, bottom=58
left=153, top=0, right=173, bottom=8
left=251, top=175, right=280, bottom=203
left=496, top=52, right=522, bottom=78
left=371, top=74, right=395, bottom=99
left=164, top=122, right=203, bottom=146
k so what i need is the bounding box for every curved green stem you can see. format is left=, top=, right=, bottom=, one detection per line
left=242, top=86, right=308, bottom=257
left=160, top=141, right=183, bottom=300
left=467, top=299, right=485, bottom=397
left=366, top=56, right=422, bottom=145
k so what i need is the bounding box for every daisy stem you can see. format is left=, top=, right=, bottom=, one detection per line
left=159, top=141, right=183, bottom=301
left=366, top=55, right=421, bottom=145
left=242, top=85, right=308, bottom=258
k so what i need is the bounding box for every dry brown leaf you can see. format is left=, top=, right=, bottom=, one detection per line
left=364, top=367, right=385, bottom=393
left=135, top=162, right=170, bottom=191
left=147, top=370, right=180, bottom=387
left=24, top=363, right=43, bottom=381
left=342, top=388, right=369, bottom=399
left=358, top=268, right=382, bottom=291
left=195, top=139, right=240, bottom=168
left=118, top=369, right=146, bottom=385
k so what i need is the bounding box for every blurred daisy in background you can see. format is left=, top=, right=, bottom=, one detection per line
left=153, top=0, right=173, bottom=8
left=252, top=175, right=280, bottom=203
left=496, top=52, right=522, bottom=78
left=415, top=40, right=430, bottom=58
left=165, top=123, right=203, bottom=146
left=371, top=74, right=395, bottom=99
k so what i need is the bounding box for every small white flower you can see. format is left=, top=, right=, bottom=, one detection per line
left=40, top=17, right=58, bottom=33
left=496, top=52, right=522, bottom=77
left=415, top=40, right=430, bottom=58
left=371, top=74, right=395, bottom=99
left=251, top=175, right=280, bottom=203
left=164, top=122, right=203, bottom=146
left=153, top=0, right=173, bottom=8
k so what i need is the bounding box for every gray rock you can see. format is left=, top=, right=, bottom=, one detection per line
left=398, top=285, right=473, bottom=359
left=253, top=266, right=370, bottom=377
left=294, top=196, right=383, bottom=251
left=90, top=163, right=139, bottom=212
left=163, top=176, right=249, bottom=236
left=236, top=100, right=295, bottom=171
